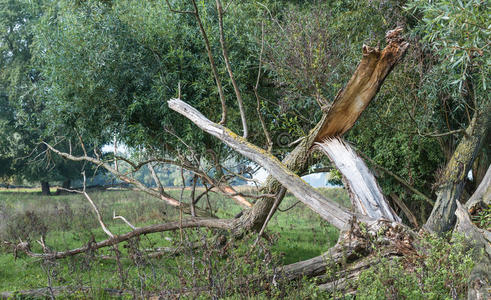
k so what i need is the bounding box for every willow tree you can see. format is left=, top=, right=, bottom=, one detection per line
left=12, top=0, right=489, bottom=297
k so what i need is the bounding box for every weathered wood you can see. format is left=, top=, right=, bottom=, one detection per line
left=466, top=164, right=490, bottom=212
left=169, top=98, right=359, bottom=230
left=316, top=138, right=400, bottom=222
left=315, top=28, right=409, bottom=140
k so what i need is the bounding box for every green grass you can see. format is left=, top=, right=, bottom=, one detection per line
left=0, top=187, right=349, bottom=295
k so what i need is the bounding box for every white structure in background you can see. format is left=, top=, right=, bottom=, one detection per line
left=251, top=168, right=334, bottom=188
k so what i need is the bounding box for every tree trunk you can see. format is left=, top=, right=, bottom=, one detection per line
left=424, top=106, right=489, bottom=233
left=40, top=181, right=51, bottom=196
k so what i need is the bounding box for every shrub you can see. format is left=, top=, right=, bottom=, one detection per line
left=356, top=233, right=474, bottom=299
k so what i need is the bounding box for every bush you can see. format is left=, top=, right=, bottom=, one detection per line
left=356, top=233, right=474, bottom=299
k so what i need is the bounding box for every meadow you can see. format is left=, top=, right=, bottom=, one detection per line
left=0, top=186, right=349, bottom=298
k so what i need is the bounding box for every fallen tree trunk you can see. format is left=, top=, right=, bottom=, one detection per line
left=6, top=217, right=232, bottom=259
left=282, top=217, right=415, bottom=287
left=169, top=98, right=356, bottom=230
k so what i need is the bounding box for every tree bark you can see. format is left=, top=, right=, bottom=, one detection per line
left=315, top=28, right=409, bottom=140
left=41, top=181, right=51, bottom=196
left=425, top=106, right=489, bottom=233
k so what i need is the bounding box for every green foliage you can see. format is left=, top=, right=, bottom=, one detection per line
left=32, top=0, right=271, bottom=160
left=0, top=188, right=344, bottom=296
left=406, top=0, right=490, bottom=99
left=356, top=233, right=474, bottom=299
left=471, top=203, right=491, bottom=229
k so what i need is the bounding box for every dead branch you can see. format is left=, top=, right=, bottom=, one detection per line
left=148, top=162, right=164, bottom=195
left=253, top=187, right=286, bottom=247
left=113, top=211, right=136, bottom=230
left=6, top=218, right=232, bottom=259
left=390, top=193, right=419, bottom=228
left=43, top=142, right=211, bottom=216
left=60, top=172, right=114, bottom=238
left=315, top=27, right=409, bottom=140
left=316, top=138, right=400, bottom=222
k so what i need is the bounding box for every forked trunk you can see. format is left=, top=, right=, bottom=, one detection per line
left=230, top=28, right=409, bottom=234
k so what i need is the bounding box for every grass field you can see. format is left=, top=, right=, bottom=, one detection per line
left=0, top=187, right=350, bottom=297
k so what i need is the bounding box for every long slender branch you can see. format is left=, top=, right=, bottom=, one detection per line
left=216, top=0, right=248, bottom=138
left=253, top=187, right=286, bottom=247
left=60, top=173, right=114, bottom=238
left=190, top=0, right=227, bottom=124
left=254, top=21, right=273, bottom=151
left=148, top=162, right=164, bottom=195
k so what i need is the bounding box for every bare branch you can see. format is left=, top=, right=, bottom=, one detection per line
left=148, top=162, right=164, bottom=195
left=390, top=193, right=419, bottom=228
left=43, top=142, right=214, bottom=216
left=113, top=211, right=137, bottom=230
left=254, top=21, right=273, bottom=151
left=253, top=187, right=286, bottom=247
left=190, top=0, right=227, bottom=124
left=62, top=172, right=114, bottom=238
left=216, top=0, right=248, bottom=138
left=7, top=218, right=232, bottom=259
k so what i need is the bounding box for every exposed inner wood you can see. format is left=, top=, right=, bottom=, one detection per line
left=316, top=137, right=400, bottom=222
left=315, top=27, right=409, bottom=141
